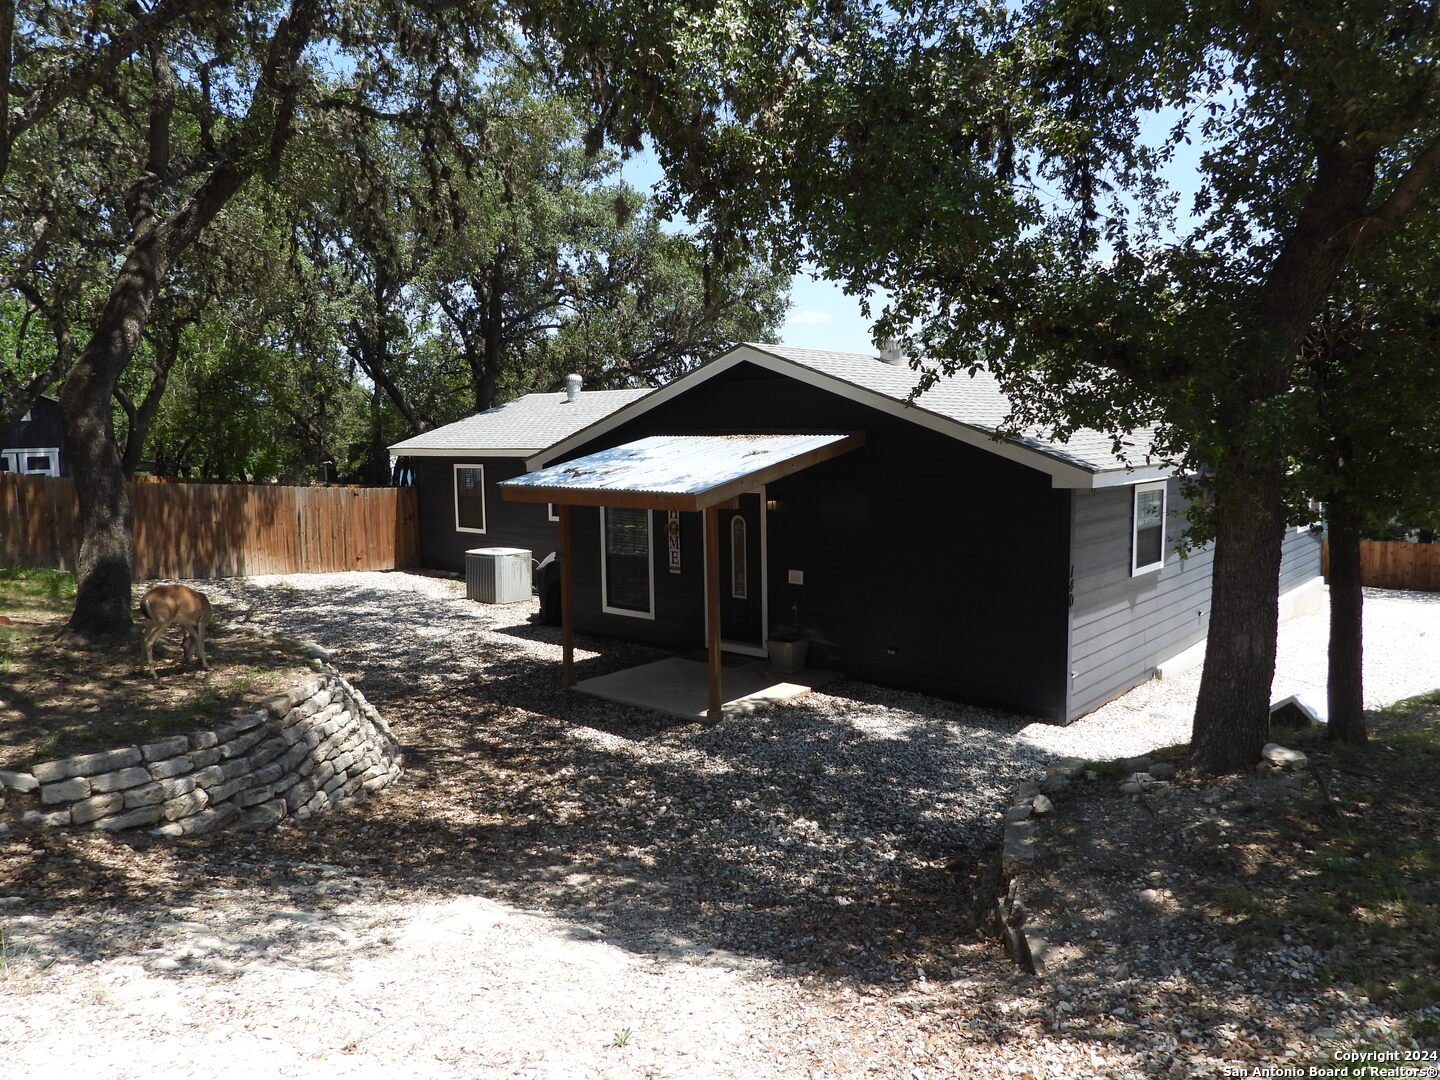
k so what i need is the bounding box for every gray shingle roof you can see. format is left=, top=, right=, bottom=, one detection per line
left=389, top=388, right=652, bottom=456
left=746, top=343, right=1159, bottom=473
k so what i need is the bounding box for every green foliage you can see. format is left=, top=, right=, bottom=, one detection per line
left=1, top=6, right=790, bottom=485
left=301, top=60, right=789, bottom=459
left=1291, top=218, right=1440, bottom=538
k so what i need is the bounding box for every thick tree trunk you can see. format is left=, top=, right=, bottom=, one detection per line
left=59, top=0, right=315, bottom=638
left=60, top=243, right=166, bottom=637
left=1326, top=500, right=1367, bottom=743
left=1188, top=142, right=1383, bottom=771
left=1191, top=462, right=1288, bottom=772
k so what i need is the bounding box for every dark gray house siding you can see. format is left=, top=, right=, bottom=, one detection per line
left=412, top=456, right=558, bottom=574
left=1278, top=526, right=1324, bottom=595
left=560, top=361, right=1073, bottom=719
left=1065, top=480, right=1323, bottom=719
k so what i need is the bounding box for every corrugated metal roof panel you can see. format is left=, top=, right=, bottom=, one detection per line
left=501, top=433, right=857, bottom=506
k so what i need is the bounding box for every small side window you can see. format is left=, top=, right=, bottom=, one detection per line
left=1131, top=482, right=1166, bottom=575
left=730, top=516, right=748, bottom=599
left=454, top=465, right=486, bottom=533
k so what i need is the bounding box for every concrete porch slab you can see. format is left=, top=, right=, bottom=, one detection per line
left=575, top=657, right=841, bottom=721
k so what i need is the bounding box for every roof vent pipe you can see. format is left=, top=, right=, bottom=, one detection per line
left=878, top=339, right=905, bottom=366
left=564, top=373, right=583, bottom=402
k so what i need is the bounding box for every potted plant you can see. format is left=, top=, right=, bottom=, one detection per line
left=767, top=601, right=809, bottom=674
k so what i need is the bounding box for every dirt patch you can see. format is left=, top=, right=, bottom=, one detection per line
left=2, top=572, right=1437, bottom=1078
left=0, top=574, right=313, bottom=771
left=1020, top=700, right=1440, bottom=1071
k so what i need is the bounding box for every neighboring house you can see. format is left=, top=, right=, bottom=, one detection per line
left=1, top=395, right=67, bottom=476
left=501, top=343, right=1323, bottom=723
left=388, top=376, right=651, bottom=573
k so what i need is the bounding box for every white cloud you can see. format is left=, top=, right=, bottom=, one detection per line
left=787, top=309, right=834, bottom=326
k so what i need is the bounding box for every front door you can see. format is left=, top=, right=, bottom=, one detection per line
left=718, top=492, right=765, bottom=652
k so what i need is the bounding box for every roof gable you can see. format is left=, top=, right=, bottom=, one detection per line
left=530, top=344, right=1167, bottom=489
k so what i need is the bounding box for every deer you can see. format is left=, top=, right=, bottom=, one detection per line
left=139, top=584, right=212, bottom=678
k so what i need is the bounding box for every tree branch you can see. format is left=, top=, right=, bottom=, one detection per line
left=1348, top=130, right=1440, bottom=244
left=3, top=0, right=227, bottom=181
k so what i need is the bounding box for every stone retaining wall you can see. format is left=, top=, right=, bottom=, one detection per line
left=0, top=665, right=401, bottom=837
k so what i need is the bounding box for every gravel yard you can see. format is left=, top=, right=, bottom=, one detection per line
left=1, top=571, right=1436, bottom=1078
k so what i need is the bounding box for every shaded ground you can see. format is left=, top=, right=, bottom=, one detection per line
left=0, top=568, right=310, bottom=770
left=1, top=571, right=1437, bottom=1078
left=1022, top=696, right=1440, bottom=1075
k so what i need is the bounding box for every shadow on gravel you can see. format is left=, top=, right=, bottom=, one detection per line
left=0, top=574, right=1061, bottom=988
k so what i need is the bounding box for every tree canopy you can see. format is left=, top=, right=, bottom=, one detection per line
left=0, top=1, right=787, bottom=637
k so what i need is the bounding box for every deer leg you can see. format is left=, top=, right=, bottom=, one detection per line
left=185, top=624, right=210, bottom=671
left=141, top=620, right=168, bottom=678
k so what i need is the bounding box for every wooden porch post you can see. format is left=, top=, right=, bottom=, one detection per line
left=704, top=504, right=722, bottom=722
left=559, top=504, right=574, bottom=687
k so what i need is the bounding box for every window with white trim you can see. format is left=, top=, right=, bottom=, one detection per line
left=602, top=507, right=654, bottom=617
left=453, top=465, right=486, bottom=533
left=548, top=503, right=559, bottom=522
left=2, top=447, right=59, bottom=476
left=1131, top=481, right=1166, bottom=575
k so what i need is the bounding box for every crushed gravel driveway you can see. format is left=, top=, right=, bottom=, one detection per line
left=1, top=572, right=1435, bottom=1078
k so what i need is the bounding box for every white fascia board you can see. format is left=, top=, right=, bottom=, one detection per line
left=1089, top=464, right=1178, bottom=488
left=386, top=445, right=537, bottom=457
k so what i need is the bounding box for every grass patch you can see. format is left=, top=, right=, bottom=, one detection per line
left=0, top=567, right=313, bottom=771
left=0, top=564, right=77, bottom=612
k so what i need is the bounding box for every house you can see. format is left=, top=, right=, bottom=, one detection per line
left=388, top=376, right=651, bottom=573
left=2, top=395, right=67, bottom=476
left=500, top=343, right=1323, bottom=723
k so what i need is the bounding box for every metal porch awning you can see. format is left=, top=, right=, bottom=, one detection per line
left=498, top=432, right=865, bottom=723
left=498, top=432, right=865, bottom=510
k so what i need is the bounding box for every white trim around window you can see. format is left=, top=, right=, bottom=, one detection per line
left=547, top=503, right=560, bottom=522
left=453, top=464, right=487, bottom=534
left=600, top=507, right=655, bottom=619
left=1, top=447, right=60, bottom=476
left=1131, top=481, right=1167, bottom=576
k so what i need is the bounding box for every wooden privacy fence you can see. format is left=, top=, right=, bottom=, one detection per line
left=0, top=474, right=418, bottom=579
left=1322, top=539, right=1440, bottom=592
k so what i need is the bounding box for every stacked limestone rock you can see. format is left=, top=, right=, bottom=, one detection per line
left=0, top=666, right=401, bottom=837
